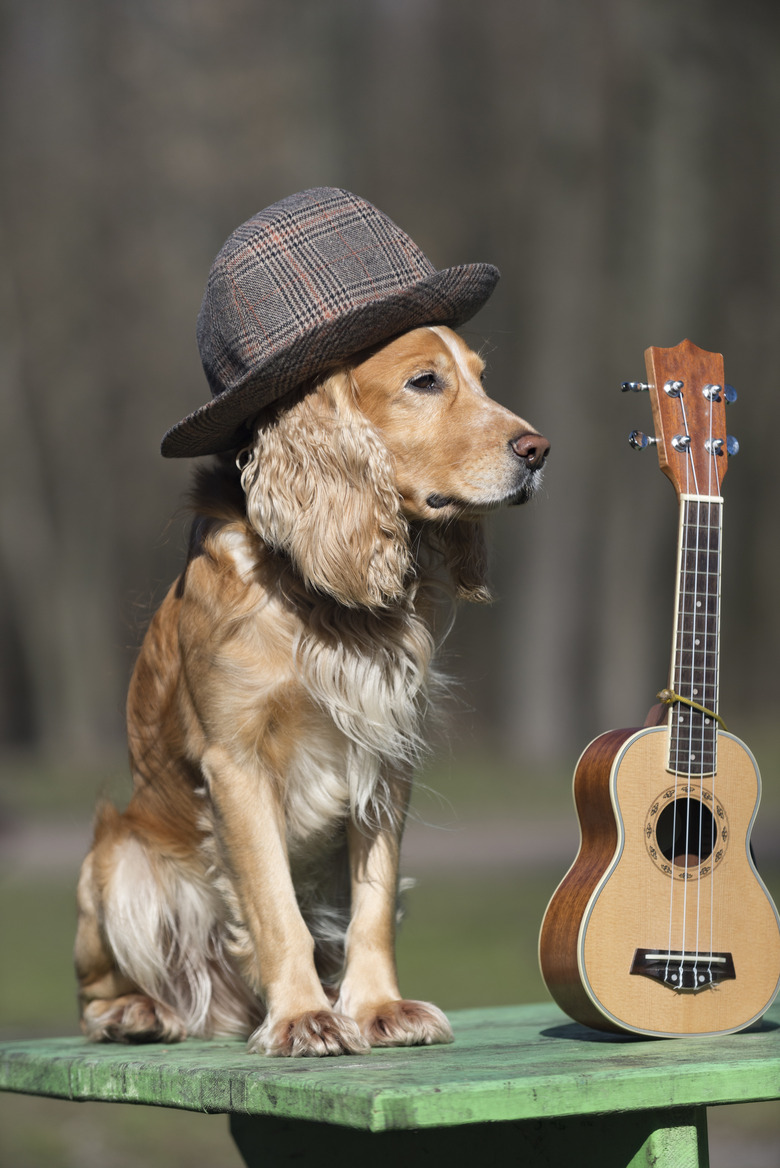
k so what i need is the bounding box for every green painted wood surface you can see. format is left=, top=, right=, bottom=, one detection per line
left=0, top=1002, right=777, bottom=1133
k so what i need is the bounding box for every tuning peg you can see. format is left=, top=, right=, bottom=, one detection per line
left=621, top=381, right=650, bottom=393
left=706, top=435, right=739, bottom=456
left=724, top=384, right=737, bottom=403
left=703, top=384, right=722, bottom=402
left=629, top=430, right=658, bottom=450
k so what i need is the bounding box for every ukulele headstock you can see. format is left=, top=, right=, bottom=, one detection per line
left=623, top=339, right=736, bottom=498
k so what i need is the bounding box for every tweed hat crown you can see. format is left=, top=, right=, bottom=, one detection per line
left=161, top=186, right=500, bottom=458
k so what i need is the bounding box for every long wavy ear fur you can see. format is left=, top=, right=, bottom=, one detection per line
left=240, top=373, right=410, bottom=609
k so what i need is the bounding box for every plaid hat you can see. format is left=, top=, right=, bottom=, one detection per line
left=161, top=187, right=500, bottom=458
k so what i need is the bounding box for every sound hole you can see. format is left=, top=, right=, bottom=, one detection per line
left=656, top=798, right=717, bottom=867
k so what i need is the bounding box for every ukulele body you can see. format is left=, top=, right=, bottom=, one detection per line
left=539, top=725, right=780, bottom=1037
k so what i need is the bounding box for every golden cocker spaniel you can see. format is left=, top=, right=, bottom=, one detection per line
left=75, top=322, right=548, bottom=1057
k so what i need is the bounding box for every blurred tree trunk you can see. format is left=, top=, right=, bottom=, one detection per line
left=0, top=2, right=122, bottom=757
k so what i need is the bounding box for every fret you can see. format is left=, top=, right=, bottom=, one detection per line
left=672, top=663, right=719, bottom=682
left=672, top=682, right=718, bottom=697
left=678, top=578, right=720, bottom=590
left=670, top=691, right=720, bottom=723
left=671, top=704, right=718, bottom=714
left=673, top=681, right=718, bottom=693
left=674, top=616, right=720, bottom=635
left=676, top=661, right=718, bottom=677
left=680, top=548, right=719, bottom=559
left=681, top=551, right=720, bottom=572
left=672, top=676, right=718, bottom=690
left=677, top=621, right=719, bottom=638
left=677, top=621, right=718, bottom=636
left=676, top=632, right=719, bottom=646
left=679, top=565, right=719, bottom=579
left=671, top=687, right=718, bottom=703
left=669, top=762, right=717, bottom=777
left=676, top=600, right=718, bottom=615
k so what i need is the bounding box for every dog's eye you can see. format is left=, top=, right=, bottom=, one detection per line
left=406, top=373, right=441, bottom=393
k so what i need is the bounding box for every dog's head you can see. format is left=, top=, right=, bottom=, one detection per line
left=353, top=326, right=548, bottom=518
left=239, top=326, right=548, bottom=610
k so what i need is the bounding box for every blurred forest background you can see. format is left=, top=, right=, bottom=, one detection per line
left=3, top=0, right=780, bottom=764
left=2, top=1, right=780, bottom=1165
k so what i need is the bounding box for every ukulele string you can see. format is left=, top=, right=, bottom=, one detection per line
left=664, top=503, right=684, bottom=982
left=680, top=390, right=699, bottom=986
left=691, top=407, right=716, bottom=986
left=681, top=389, right=724, bottom=985
left=696, top=394, right=718, bottom=982
left=665, top=392, right=694, bottom=983
left=706, top=393, right=724, bottom=982
left=697, top=398, right=713, bottom=981
left=687, top=491, right=700, bottom=987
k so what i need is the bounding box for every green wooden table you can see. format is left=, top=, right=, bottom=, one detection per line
left=1, top=1001, right=778, bottom=1166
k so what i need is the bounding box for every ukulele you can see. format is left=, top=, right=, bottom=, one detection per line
left=539, top=339, right=780, bottom=1037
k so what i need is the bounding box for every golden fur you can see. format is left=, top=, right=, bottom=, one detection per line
left=75, top=325, right=548, bottom=1057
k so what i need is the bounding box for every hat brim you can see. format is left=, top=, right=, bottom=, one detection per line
left=161, top=261, right=499, bottom=458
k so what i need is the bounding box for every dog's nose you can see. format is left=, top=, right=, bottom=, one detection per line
left=511, top=432, right=550, bottom=469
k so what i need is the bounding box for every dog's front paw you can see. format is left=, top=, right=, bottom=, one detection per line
left=248, top=1009, right=371, bottom=1058
left=359, top=999, right=454, bottom=1048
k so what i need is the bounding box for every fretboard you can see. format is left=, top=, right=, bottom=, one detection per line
left=667, top=495, right=723, bottom=776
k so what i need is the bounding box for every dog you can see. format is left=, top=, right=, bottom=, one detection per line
left=73, top=186, right=549, bottom=1057
left=74, top=323, right=548, bottom=1057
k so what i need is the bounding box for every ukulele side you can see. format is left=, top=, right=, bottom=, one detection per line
left=539, top=726, right=637, bottom=1032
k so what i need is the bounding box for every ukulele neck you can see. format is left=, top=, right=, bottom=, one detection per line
left=667, top=493, right=723, bottom=777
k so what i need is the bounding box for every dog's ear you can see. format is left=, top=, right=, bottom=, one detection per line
left=429, top=519, right=493, bottom=604
left=241, top=372, right=410, bottom=608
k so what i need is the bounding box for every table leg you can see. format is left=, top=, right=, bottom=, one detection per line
left=231, top=1105, right=709, bottom=1167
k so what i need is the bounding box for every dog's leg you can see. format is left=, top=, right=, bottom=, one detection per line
left=335, top=777, right=454, bottom=1049
left=75, top=846, right=187, bottom=1044
left=202, top=745, right=369, bottom=1057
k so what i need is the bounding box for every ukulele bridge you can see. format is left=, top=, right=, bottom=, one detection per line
left=630, top=948, right=736, bottom=992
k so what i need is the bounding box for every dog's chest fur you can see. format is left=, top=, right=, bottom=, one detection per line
left=193, top=524, right=437, bottom=844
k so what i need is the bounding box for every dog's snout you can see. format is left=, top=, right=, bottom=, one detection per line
left=511, top=432, right=550, bottom=469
